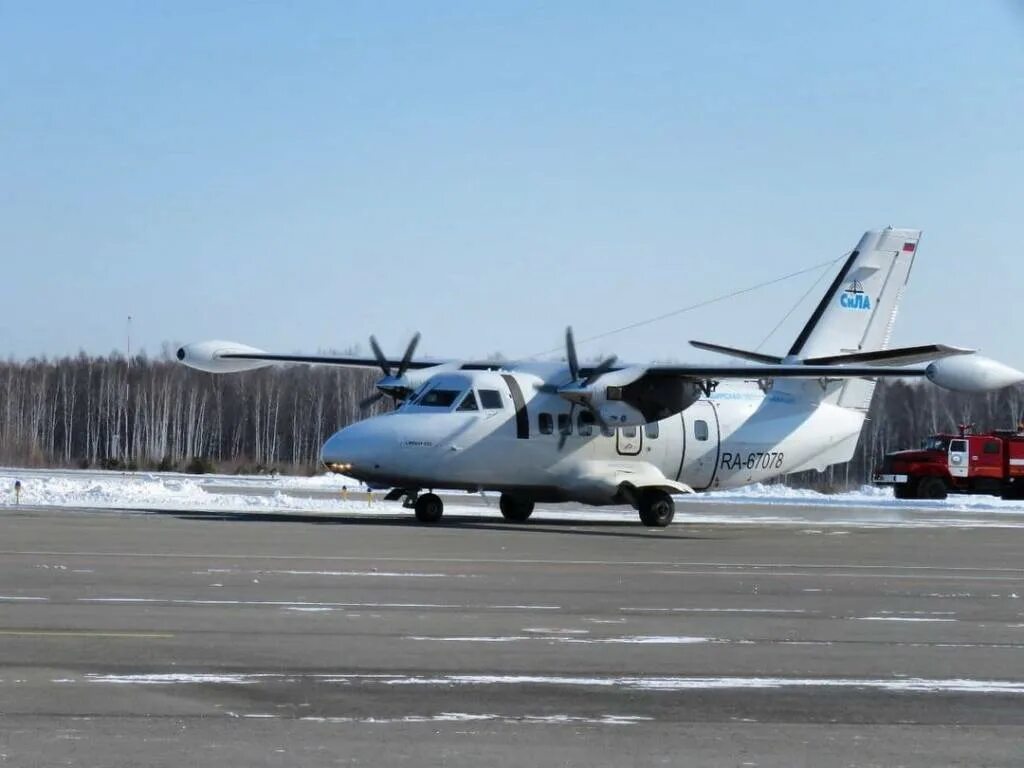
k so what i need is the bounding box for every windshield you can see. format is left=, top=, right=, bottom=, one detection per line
left=921, top=436, right=950, bottom=452
left=415, top=388, right=462, bottom=408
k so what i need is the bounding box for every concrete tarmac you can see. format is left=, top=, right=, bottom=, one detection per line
left=2, top=503, right=1024, bottom=767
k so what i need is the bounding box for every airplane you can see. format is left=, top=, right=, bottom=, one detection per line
left=178, top=227, right=1024, bottom=527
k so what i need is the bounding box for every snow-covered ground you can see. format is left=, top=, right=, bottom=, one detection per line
left=2, top=466, right=1024, bottom=528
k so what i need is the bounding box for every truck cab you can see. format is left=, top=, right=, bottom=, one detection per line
left=873, top=428, right=1024, bottom=500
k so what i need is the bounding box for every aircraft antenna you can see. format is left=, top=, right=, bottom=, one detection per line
left=524, top=252, right=848, bottom=358
left=753, top=257, right=840, bottom=352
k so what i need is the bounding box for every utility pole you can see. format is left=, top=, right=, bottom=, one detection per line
left=125, top=315, right=132, bottom=465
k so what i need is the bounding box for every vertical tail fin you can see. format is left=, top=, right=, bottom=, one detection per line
left=787, top=227, right=920, bottom=409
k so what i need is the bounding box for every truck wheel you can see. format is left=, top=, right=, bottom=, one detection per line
left=917, top=477, right=948, bottom=500
left=1001, top=482, right=1024, bottom=500
left=894, top=483, right=915, bottom=500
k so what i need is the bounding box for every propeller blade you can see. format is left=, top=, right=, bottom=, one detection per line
left=565, top=327, right=579, bottom=381
left=369, top=335, right=390, bottom=376
left=584, top=400, right=610, bottom=430
left=558, top=403, right=577, bottom=451
left=396, top=332, right=421, bottom=379
left=359, top=391, right=386, bottom=410
left=582, top=355, right=618, bottom=387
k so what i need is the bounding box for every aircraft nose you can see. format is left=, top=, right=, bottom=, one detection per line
left=321, top=419, right=394, bottom=477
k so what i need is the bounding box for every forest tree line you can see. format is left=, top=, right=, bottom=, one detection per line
left=1, top=351, right=1023, bottom=487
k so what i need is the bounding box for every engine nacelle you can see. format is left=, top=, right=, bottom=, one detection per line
left=560, top=367, right=704, bottom=426
left=176, top=340, right=271, bottom=374
left=925, top=354, right=1024, bottom=393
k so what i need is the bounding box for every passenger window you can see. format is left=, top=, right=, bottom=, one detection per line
left=558, top=413, right=572, bottom=435
left=695, top=420, right=709, bottom=441
left=456, top=391, right=479, bottom=412
left=645, top=421, right=659, bottom=439
left=478, top=390, right=503, bottom=409
left=950, top=439, right=968, bottom=452
left=622, top=426, right=638, bottom=438
left=539, top=413, right=553, bottom=434
left=578, top=410, right=595, bottom=436
left=984, top=440, right=1000, bottom=455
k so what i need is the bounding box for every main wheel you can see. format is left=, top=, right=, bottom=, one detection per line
left=916, top=476, right=948, bottom=500
left=414, top=493, right=444, bottom=523
left=499, top=494, right=534, bottom=522
left=638, top=489, right=675, bottom=527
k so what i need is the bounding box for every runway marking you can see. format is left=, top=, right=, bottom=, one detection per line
left=79, top=672, right=1024, bottom=694
left=0, top=596, right=48, bottom=602
left=77, top=597, right=562, bottom=611
left=655, top=570, right=1024, bottom=582
left=192, top=568, right=469, bottom=579
left=298, top=713, right=653, bottom=726
left=0, top=630, right=173, bottom=639
left=621, top=607, right=808, bottom=614
left=405, top=635, right=716, bottom=645
left=855, top=617, right=958, bottom=623
left=88, top=673, right=259, bottom=684
left=381, top=674, right=1024, bottom=694
left=5, top=552, right=1024, bottom=574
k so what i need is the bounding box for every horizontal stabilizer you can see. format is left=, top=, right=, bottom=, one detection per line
left=689, top=341, right=783, bottom=365
left=803, top=344, right=974, bottom=367
left=645, top=363, right=927, bottom=380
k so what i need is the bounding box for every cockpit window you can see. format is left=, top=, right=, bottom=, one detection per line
left=456, top=390, right=479, bottom=412
left=922, top=436, right=950, bottom=452
left=417, top=389, right=461, bottom=408
left=478, top=389, right=503, bottom=409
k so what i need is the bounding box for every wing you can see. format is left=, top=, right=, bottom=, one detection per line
left=176, top=340, right=501, bottom=374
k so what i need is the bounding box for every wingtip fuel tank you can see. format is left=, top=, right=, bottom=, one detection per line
left=925, top=355, right=1024, bottom=393
left=176, top=340, right=271, bottom=374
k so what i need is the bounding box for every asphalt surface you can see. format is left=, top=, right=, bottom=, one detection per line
left=2, top=503, right=1024, bottom=767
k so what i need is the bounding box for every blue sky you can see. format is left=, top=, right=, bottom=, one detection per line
left=2, top=1, right=1023, bottom=366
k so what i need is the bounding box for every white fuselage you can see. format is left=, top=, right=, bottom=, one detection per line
left=321, top=368, right=865, bottom=505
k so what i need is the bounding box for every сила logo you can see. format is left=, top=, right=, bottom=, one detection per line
left=839, top=280, right=871, bottom=310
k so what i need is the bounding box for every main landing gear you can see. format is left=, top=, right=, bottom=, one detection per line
left=499, top=494, right=535, bottom=522
left=413, top=492, right=444, bottom=523
left=637, top=489, right=675, bottom=528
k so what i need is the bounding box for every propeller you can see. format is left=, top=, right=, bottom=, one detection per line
left=540, top=327, right=618, bottom=450
left=359, top=332, right=422, bottom=411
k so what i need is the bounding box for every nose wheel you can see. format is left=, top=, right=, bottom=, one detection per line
left=413, top=493, right=444, bottom=523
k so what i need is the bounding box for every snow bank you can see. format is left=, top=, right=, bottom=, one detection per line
left=2, top=468, right=1023, bottom=525
left=700, top=482, right=1024, bottom=514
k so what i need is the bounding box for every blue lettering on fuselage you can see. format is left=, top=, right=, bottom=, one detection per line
left=840, top=292, right=871, bottom=310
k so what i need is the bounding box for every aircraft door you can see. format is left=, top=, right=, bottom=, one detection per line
left=683, top=400, right=720, bottom=490
left=948, top=438, right=969, bottom=478
left=616, top=425, right=642, bottom=456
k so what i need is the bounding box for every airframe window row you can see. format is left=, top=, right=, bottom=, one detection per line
left=536, top=412, right=660, bottom=439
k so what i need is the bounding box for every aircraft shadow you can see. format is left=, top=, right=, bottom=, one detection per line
left=145, top=508, right=711, bottom=541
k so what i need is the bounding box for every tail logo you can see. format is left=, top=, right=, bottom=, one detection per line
left=839, top=280, right=871, bottom=311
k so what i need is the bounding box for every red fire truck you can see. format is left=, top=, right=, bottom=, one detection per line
left=873, top=426, right=1024, bottom=500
